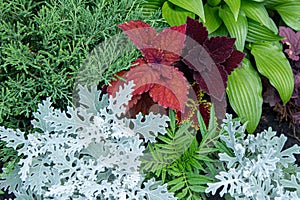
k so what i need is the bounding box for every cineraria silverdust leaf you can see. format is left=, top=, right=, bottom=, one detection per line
left=279, top=26, right=300, bottom=61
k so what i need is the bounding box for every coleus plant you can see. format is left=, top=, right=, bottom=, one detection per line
left=142, top=0, right=296, bottom=133
left=107, top=17, right=244, bottom=127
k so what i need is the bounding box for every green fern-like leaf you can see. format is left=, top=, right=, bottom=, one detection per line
left=141, top=108, right=219, bottom=199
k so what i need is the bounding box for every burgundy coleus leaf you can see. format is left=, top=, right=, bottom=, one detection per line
left=279, top=26, right=300, bottom=61
left=182, top=18, right=244, bottom=100
left=223, top=50, right=245, bottom=74
left=203, top=36, right=235, bottom=64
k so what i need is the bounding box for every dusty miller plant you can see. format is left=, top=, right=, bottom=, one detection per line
left=206, top=114, right=300, bottom=200
left=0, top=81, right=177, bottom=200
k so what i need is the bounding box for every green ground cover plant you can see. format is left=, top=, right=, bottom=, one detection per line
left=0, top=0, right=164, bottom=190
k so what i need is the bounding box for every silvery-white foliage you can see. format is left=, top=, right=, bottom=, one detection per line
left=0, top=81, right=176, bottom=199
left=206, top=114, right=300, bottom=199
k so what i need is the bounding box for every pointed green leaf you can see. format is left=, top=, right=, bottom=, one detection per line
left=251, top=42, right=294, bottom=104
left=264, top=0, right=291, bottom=9
left=274, top=2, right=300, bottom=31
left=207, top=0, right=221, bottom=6
left=142, top=0, right=166, bottom=16
left=226, top=58, right=263, bottom=133
left=169, top=0, right=206, bottom=22
left=241, top=0, right=278, bottom=33
left=219, top=6, right=248, bottom=51
left=162, top=1, right=195, bottom=26
left=203, top=4, right=222, bottom=33
left=246, top=19, right=284, bottom=43
left=224, top=0, right=241, bottom=21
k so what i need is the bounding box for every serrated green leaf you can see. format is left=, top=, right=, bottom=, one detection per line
left=186, top=174, right=212, bottom=184
left=169, top=180, right=185, bottom=192
left=224, top=0, right=241, bottom=21
left=168, top=109, right=176, bottom=133
left=176, top=187, right=189, bottom=199
left=189, top=185, right=206, bottom=192
left=203, top=4, right=222, bottom=33
left=226, top=58, right=263, bottom=133
left=142, top=0, right=166, bottom=16
left=162, top=1, right=195, bottom=26
left=219, top=6, right=248, bottom=51
left=197, top=110, right=207, bottom=138
left=251, top=42, right=294, bottom=104
left=274, top=2, right=300, bottom=31
left=246, top=19, right=284, bottom=43
left=193, top=154, right=216, bottom=162
left=241, top=0, right=278, bottom=33
left=169, top=0, right=206, bottom=22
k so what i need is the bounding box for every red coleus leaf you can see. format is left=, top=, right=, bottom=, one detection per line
left=117, top=20, right=157, bottom=50
left=279, top=26, right=300, bottom=61
left=118, top=20, right=186, bottom=65
left=126, top=61, right=189, bottom=112
left=111, top=21, right=189, bottom=113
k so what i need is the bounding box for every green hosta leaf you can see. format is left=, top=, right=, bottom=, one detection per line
left=207, top=0, right=221, bottom=6
left=224, top=0, right=241, bottom=21
left=162, top=1, right=195, bottom=26
left=246, top=19, right=284, bottom=43
left=169, top=0, right=205, bottom=22
left=274, top=2, right=300, bottom=31
left=264, top=0, right=291, bottom=9
left=142, top=0, right=166, bottom=16
left=251, top=42, right=294, bottom=104
left=241, top=0, right=278, bottom=33
left=250, top=0, right=266, bottom=2
left=226, top=58, right=262, bottom=133
left=219, top=6, right=248, bottom=51
left=203, top=4, right=222, bottom=33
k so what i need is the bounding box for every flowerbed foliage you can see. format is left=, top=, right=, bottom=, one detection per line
left=142, top=0, right=300, bottom=133
left=0, top=0, right=163, bottom=188
left=1, top=0, right=300, bottom=199
left=1, top=83, right=299, bottom=199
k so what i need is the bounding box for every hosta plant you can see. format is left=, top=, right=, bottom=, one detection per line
left=264, top=26, right=300, bottom=129
left=206, top=114, right=300, bottom=199
left=142, top=0, right=297, bottom=133
left=0, top=82, right=177, bottom=199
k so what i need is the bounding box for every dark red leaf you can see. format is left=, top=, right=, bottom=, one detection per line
left=183, top=44, right=216, bottom=72
left=204, top=36, right=235, bottom=64
left=193, top=64, right=227, bottom=100
left=151, top=24, right=186, bottom=57
left=223, top=50, right=245, bottom=74
left=185, top=17, right=208, bottom=46
left=117, top=20, right=157, bottom=50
